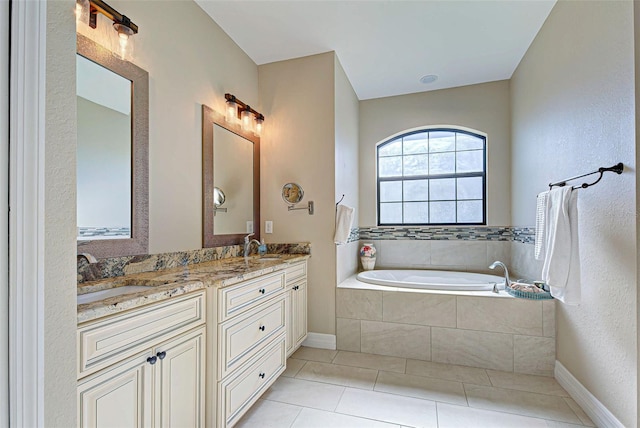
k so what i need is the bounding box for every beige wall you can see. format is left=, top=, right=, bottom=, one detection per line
left=335, top=57, right=360, bottom=284
left=511, top=1, right=636, bottom=425
left=359, top=81, right=511, bottom=227
left=81, top=0, right=259, bottom=253
left=45, top=1, right=78, bottom=425
left=636, top=2, right=640, bottom=424
left=259, top=53, right=338, bottom=335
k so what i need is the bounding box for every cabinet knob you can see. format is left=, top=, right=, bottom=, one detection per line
left=259, top=373, right=265, bottom=379
left=259, top=288, right=266, bottom=294
left=156, top=351, right=167, bottom=360
left=147, top=356, right=157, bottom=365
left=293, top=286, right=299, bottom=290
left=259, top=325, right=265, bottom=331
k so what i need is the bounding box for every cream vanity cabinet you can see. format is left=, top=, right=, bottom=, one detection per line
left=285, top=260, right=308, bottom=356
left=77, top=290, right=206, bottom=427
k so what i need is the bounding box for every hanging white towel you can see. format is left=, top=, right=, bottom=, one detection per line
left=535, top=191, right=548, bottom=260
left=334, top=204, right=355, bottom=244
left=542, top=187, right=581, bottom=304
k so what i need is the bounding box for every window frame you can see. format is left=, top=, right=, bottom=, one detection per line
left=376, top=127, right=487, bottom=226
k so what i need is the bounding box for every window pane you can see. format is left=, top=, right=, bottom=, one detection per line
left=457, top=176, right=483, bottom=200
left=380, top=202, right=402, bottom=224
left=457, top=200, right=483, bottom=223
left=429, top=131, right=455, bottom=152
left=456, top=150, right=484, bottom=173
left=430, top=201, right=455, bottom=223
left=430, top=178, right=455, bottom=200
left=380, top=181, right=402, bottom=202
left=379, top=156, right=402, bottom=177
left=404, top=202, right=428, bottom=223
left=457, top=134, right=484, bottom=150
left=379, top=139, right=402, bottom=157
left=429, top=152, right=455, bottom=174
left=403, top=180, right=428, bottom=201
left=403, top=154, right=428, bottom=176
left=403, top=132, right=429, bottom=154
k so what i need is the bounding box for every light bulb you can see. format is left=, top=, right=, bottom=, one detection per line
left=113, top=23, right=134, bottom=61
left=226, top=98, right=238, bottom=123
left=255, top=115, right=264, bottom=136
left=241, top=107, right=253, bottom=133
left=75, top=0, right=89, bottom=26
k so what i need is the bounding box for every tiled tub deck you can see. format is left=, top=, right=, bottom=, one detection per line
left=337, top=277, right=555, bottom=376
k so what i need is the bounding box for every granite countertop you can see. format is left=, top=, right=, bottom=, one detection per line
left=77, top=254, right=310, bottom=324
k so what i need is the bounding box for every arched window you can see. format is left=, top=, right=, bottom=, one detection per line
left=377, top=128, right=486, bottom=225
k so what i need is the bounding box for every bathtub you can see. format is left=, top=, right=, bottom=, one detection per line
left=356, top=269, right=505, bottom=291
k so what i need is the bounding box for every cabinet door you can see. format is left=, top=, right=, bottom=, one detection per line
left=292, top=281, right=308, bottom=348
left=155, top=326, right=206, bottom=428
left=78, top=350, right=153, bottom=428
left=285, top=288, right=294, bottom=357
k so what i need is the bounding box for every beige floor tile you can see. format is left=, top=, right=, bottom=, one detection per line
left=431, top=327, right=514, bottom=371
left=236, top=399, right=302, bottom=428
left=262, top=377, right=345, bottom=411
left=374, top=371, right=467, bottom=406
left=295, top=361, right=378, bottom=390
left=290, top=346, right=338, bottom=363
left=291, top=407, right=400, bottom=428
left=563, top=397, right=595, bottom=426
left=282, top=358, right=306, bottom=378
left=382, top=291, right=456, bottom=327
left=486, top=370, right=568, bottom=397
left=361, top=320, right=430, bottom=360
left=464, top=384, right=583, bottom=424
left=337, top=318, right=361, bottom=352
left=514, top=335, right=555, bottom=376
left=437, top=402, right=550, bottom=427
left=457, top=296, right=543, bottom=336
left=406, top=359, right=491, bottom=386
left=336, top=387, right=437, bottom=428
left=333, top=351, right=406, bottom=373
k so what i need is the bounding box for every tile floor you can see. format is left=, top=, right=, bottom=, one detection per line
left=236, top=347, right=595, bottom=428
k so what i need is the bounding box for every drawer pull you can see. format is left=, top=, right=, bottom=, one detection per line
left=156, top=351, right=167, bottom=360
left=259, top=325, right=265, bottom=331
left=259, top=372, right=265, bottom=379
left=293, top=286, right=299, bottom=290
left=146, top=356, right=157, bottom=365
left=259, top=288, right=266, bottom=294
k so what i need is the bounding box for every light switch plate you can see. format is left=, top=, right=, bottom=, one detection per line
left=246, top=221, right=254, bottom=233
left=265, top=221, right=273, bottom=234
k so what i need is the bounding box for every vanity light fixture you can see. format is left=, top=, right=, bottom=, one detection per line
left=77, top=0, right=138, bottom=60
left=224, top=93, right=265, bottom=136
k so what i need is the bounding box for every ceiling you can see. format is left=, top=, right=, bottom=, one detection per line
left=195, top=1, right=556, bottom=100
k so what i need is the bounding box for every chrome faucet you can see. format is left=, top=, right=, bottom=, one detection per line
left=77, top=253, right=98, bottom=264
left=489, top=260, right=510, bottom=292
left=244, top=233, right=261, bottom=258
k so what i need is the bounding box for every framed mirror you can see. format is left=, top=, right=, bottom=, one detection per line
left=76, top=34, right=149, bottom=258
left=202, top=105, right=260, bottom=247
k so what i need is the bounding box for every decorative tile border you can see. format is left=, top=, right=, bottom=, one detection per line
left=78, top=226, right=130, bottom=239
left=512, top=227, right=535, bottom=244
left=78, top=242, right=311, bottom=283
left=359, top=226, right=513, bottom=241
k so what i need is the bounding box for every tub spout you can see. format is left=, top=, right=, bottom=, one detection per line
left=489, top=261, right=510, bottom=290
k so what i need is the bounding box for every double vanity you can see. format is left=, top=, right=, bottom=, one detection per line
left=76, top=255, right=308, bottom=427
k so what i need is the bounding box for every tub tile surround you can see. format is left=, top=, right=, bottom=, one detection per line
left=337, top=282, right=556, bottom=376
left=237, top=347, right=594, bottom=427
left=77, top=242, right=311, bottom=283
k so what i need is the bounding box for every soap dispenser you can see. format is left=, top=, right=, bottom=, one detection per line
left=258, top=239, right=267, bottom=256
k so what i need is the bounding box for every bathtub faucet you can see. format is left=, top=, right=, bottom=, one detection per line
left=489, top=261, right=510, bottom=292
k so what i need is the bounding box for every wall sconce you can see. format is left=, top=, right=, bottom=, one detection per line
left=224, top=93, right=265, bottom=136
left=76, top=0, right=138, bottom=60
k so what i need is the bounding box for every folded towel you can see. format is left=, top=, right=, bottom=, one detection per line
left=542, top=187, right=581, bottom=304
left=535, top=191, right=548, bottom=260
left=334, top=204, right=354, bottom=245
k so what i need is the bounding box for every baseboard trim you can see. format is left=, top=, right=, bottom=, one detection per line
left=301, top=333, right=336, bottom=350
left=555, top=361, right=624, bottom=428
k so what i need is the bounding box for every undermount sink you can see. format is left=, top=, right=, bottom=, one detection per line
left=77, top=285, right=154, bottom=305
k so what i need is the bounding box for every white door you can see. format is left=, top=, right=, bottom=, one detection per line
left=78, top=351, right=154, bottom=428
left=155, top=327, right=206, bottom=428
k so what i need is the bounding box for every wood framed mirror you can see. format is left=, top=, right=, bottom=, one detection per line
left=76, top=34, right=149, bottom=258
left=202, top=105, right=260, bottom=247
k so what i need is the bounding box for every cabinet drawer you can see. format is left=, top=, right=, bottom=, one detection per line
left=284, top=261, right=306, bottom=285
left=218, top=271, right=285, bottom=322
left=218, top=296, right=285, bottom=378
left=78, top=291, right=205, bottom=379
left=218, top=337, right=286, bottom=428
